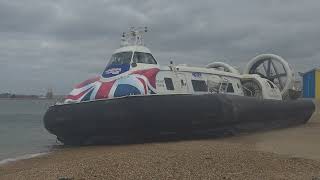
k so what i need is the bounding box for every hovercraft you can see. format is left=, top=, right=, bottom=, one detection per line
left=44, top=27, right=315, bottom=145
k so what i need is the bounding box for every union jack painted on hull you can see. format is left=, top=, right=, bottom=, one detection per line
left=65, top=68, right=160, bottom=103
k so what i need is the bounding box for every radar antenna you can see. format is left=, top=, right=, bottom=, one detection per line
left=120, top=27, right=148, bottom=47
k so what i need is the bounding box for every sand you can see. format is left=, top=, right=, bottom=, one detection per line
left=0, top=100, right=320, bottom=180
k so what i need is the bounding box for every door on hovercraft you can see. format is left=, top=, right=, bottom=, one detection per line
left=176, top=73, right=189, bottom=93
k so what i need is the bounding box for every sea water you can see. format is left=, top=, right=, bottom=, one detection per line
left=0, top=99, right=57, bottom=163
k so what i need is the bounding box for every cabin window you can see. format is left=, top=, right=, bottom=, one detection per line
left=220, top=82, right=227, bottom=92
left=219, top=82, right=234, bottom=93
left=133, top=52, right=157, bottom=64
left=227, top=83, right=234, bottom=93
left=164, top=78, right=174, bottom=90
left=192, top=80, right=208, bottom=92
left=107, top=52, right=133, bottom=66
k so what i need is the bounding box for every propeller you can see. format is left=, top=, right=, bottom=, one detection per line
left=244, top=54, right=294, bottom=96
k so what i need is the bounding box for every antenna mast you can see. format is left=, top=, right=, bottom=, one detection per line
left=121, top=27, right=148, bottom=47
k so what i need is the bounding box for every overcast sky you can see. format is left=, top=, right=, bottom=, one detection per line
left=1, top=0, right=319, bottom=95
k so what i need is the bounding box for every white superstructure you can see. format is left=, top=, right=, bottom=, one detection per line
left=65, top=27, right=297, bottom=103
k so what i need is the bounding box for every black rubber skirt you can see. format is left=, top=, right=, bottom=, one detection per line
left=43, top=94, right=315, bottom=145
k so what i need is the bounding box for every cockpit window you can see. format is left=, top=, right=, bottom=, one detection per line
left=107, top=52, right=133, bottom=66
left=132, top=52, right=157, bottom=64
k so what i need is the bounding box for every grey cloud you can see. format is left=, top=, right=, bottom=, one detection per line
left=0, top=0, right=320, bottom=94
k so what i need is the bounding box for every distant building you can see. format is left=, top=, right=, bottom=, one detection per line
left=46, top=88, right=53, bottom=99
left=302, top=68, right=320, bottom=99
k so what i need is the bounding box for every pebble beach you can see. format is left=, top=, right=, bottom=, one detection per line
left=1, top=100, right=320, bottom=180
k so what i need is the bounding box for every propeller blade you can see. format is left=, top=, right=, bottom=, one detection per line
left=267, top=59, right=272, bottom=77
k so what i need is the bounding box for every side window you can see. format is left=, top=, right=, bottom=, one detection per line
left=164, top=78, right=174, bottom=90
left=132, top=52, right=142, bottom=63
left=220, top=82, right=228, bottom=92
left=133, top=52, right=157, bottom=64
left=227, top=83, right=234, bottom=93
left=145, top=53, right=157, bottom=64
left=192, top=80, right=208, bottom=92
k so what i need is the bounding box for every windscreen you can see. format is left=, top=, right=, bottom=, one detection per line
left=102, top=52, right=132, bottom=78
left=107, top=52, right=132, bottom=66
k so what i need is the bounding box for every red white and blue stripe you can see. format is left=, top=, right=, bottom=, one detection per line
left=65, top=68, right=160, bottom=103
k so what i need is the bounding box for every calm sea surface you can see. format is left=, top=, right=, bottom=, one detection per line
left=0, top=99, right=57, bottom=161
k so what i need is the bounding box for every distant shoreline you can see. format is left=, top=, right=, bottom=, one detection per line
left=0, top=97, right=64, bottom=101
left=0, top=97, right=52, bottom=100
